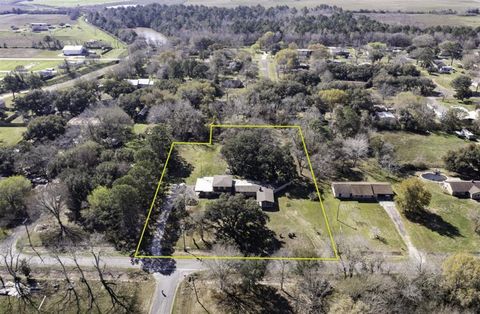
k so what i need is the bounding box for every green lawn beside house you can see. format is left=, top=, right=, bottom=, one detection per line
left=399, top=181, right=480, bottom=253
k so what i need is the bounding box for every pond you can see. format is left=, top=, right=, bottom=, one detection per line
left=421, top=172, right=447, bottom=182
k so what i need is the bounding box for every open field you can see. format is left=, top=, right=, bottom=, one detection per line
left=185, top=0, right=480, bottom=11
left=360, top=13, right=480, bottom=27
left=0, top=16, right=125, bottom=49
left=17, top=0, right=132, bottom=7
left=374, top=131, right=471, bottom=168
left=400, top=181, right=480, bottom=253
left=177, top=145, right=228, bottom=185
left=0, top=59, right=63, bottom=71
left=0, top=13, right=72, bottom=31
left=0, top=126, right=25, bottom=147
left=0, top=48, right=62, bottom=58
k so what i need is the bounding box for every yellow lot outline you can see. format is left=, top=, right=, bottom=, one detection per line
left=134, top=124, right=339, bottom=261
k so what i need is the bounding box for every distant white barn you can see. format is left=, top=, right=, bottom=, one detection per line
left=62, top=45, right=86, bottom=56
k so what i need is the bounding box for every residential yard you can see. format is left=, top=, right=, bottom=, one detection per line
left=322, top=193, right=407, bottom=255
left=374, top=131, right=470, bottom=168
left=399, top=181, right=480, bottom=253
left=177, top=144, right=228, bottom=185
left=0, top=126, right=25, bottom=147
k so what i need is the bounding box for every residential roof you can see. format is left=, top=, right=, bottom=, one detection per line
left=371, top=183, right=394, bottom=195
left=212, top=175, right=233, bottom=188
left=233, top=179, right=260, bottom=193
left=351, top=184, right=374, bottom=197
left=332, top=182, right=393, bottom=197
left=256, top=188, right=274, bottom=203
left=63, top=45, right=84, bottom=51
left=469, top=184, right=480, bottom=195
left=194, top=177, right=214, bottom=193
left=445, top=180, right=478, bottom=193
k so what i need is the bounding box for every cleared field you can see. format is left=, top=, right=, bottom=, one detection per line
left=0, top=48, right=62, bottom=58
left=185, top=0, right=480, bottom=11
left=0, top=13, right=72, bottom=31
left=360, top=13, right=480, bottom=27
left=401, top=181, right=480, bottom=253
left=0, top=59, right=63, bottom=71
left=19, top=0, right=131, bottom=7
left=0, top=16, right=124, bottom=49
left=0, top=126, right=25, bottom=146
left=374, top=131, right=470, bottom=168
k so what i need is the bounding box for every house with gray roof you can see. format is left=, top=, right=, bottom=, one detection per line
left=332, top=182, right=394, bottom=200
left=442, top=180, right=480, bottom=200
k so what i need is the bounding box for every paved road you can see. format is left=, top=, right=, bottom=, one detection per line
left=379, top=201, right=426, bottom=265
left=150, top=259, right=206, bottom=314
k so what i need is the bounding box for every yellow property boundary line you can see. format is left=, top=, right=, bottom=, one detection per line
left=134, top=124, right=339, bottom=261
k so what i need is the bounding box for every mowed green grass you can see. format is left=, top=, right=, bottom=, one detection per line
left=0, top=60, right=63, bottom=71
left=0, top=127, right=25, bottom=147
left=322, top=193, right=407, bottom=255
left=374, top=131, right=470, bottom=167
left=400, top=181, right=480, bottom=253
left=185, top=0, right=480, bottom=11
left=177, top=144, right=228, bottom=185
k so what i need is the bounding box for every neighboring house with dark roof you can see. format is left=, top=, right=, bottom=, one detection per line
left=195, top=175, right=276, bottom=208
left=332, top=182, right=394, bottom=200
left=442, top=180, right=480, bottom=200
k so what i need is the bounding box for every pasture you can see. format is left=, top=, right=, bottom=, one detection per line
left=0, top=16, right=124, bottom=49
left=361, top=13, right=480, bottom=28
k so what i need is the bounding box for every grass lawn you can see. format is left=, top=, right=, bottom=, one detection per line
left=374, top=131, right=470, bottom=168
left=400, top=181, right=480, bottom=253
left=177, top=144, right=228, bottom=185
left=0, top=126, right=25, bottom=147
left=133, top=123, right=152, bottom=134
left=322, top=193, right=407, bottom=255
